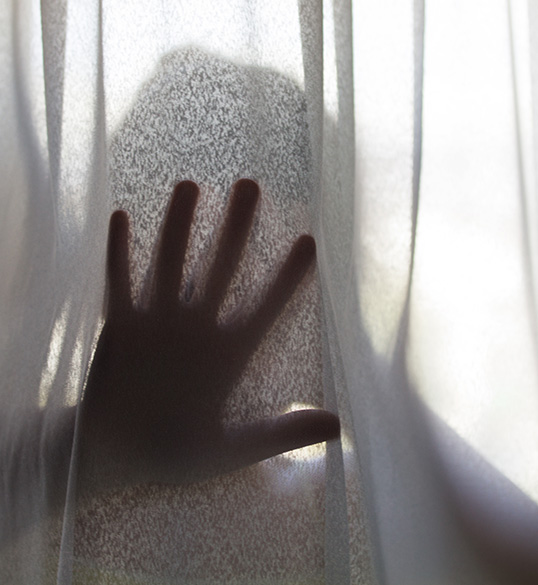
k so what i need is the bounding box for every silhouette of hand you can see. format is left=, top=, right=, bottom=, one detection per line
left=78, top=179, right=339, bottom=493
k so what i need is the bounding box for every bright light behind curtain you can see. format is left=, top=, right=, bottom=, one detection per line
left=1, top=1, right=538, bottom=585
left=412, top=0, right=538, bottom=501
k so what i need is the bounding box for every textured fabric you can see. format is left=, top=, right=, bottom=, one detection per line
left=1, top=1, right=538, bottom=584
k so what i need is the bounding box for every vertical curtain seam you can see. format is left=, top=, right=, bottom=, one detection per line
left=56, top=0, right=108, bottom=581
left=320, top=312, right=352, bottom=585
left=507, top=0, right=538, bottom=360
left=298, top=1, right=358, bottom=582
left=408, top=0, right=425, bottom=295
left=394, top=0, right=425, bottom=352
left=324, top=1, right=355, bottom=583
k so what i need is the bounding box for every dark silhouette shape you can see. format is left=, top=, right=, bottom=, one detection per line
left=78, top=178, right=340, bottom=495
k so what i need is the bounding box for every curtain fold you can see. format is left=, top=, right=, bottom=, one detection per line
left=1, top=1, right=538, bottom=584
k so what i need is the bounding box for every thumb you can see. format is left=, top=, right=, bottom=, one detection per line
left=228, top=410, right=340, bottom=470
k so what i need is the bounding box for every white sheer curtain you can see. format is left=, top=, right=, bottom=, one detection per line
left=1, top=0, right=538, bottom=584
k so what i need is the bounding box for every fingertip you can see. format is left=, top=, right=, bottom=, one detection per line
left=107, top=209, right=131, bottom=316
left=232, top=178, right=260, bottom=206
left=173, top=180, right=199, bottom=206
left=299, top=409, right=340, bottom=443
left=108, top=210, right=130, bottom=250
left=277, top=409, right=340, bottom=448
left=174, top=179, right=199, bottom=194
left=110, top=209, right=129, bottom=229
left=321, top=412, right=341, bottom=441
left=295, top=234, right=316, bottom=260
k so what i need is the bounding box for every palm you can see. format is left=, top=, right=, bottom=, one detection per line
left=78, top=179, right=339, bottom=494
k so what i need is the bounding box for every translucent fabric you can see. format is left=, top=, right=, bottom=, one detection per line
left=1, top=0, right=538, bottom=584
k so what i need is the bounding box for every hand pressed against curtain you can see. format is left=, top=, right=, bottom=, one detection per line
left=78, top=178, right=340, bottom=495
